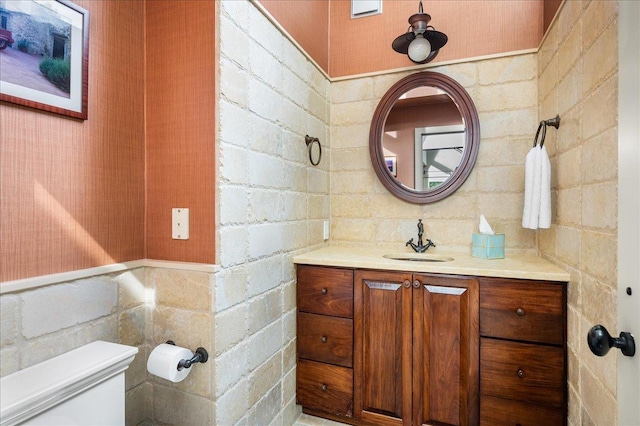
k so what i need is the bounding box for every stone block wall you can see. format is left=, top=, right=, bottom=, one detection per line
left=215, top=0, right=330, bottom=425
left=0, top=269, right=150, bottom=426
left=144, top=267, right=214, bottom=425
left=329, top=54, right=539, bottom=254
left=537, top=1, right=619, bottom=425
left=0, top=265, right=215, bottom=426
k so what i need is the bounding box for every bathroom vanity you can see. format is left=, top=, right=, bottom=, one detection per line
left=294, top=247, right=570, bottom=426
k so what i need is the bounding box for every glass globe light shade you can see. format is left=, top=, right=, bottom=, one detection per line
left=407, top=34, right=431, bottom=63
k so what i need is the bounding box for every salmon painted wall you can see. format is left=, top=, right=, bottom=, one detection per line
left=259, top=0, right=547, bottom=78
left=543, top=0, right=562, bottom=33
left=258, top=0, right=329, bottom=72
left=145, top=0, right=216, bottom=263
left=329, top=0, right=543, bottom=77
left=0, top=1, right=145, bottom=281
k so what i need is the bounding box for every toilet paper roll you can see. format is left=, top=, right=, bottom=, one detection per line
left=147, top=343, right=193, bottom=383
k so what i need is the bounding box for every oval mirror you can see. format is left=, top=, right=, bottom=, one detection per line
left=370, top=72, right=480, bottom=203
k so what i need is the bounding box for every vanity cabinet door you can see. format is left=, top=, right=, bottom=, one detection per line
left=354, top=270, right=479, bottom=426
left=354, top=270, right=413, bottom=426
left=413, top=274, right=479, bottom=426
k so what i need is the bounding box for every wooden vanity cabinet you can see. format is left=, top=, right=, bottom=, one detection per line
left=479, top=277, right=567, bottom=426
left=354, top=270, right=479, bottom=426
left=296, top=265, right=567, bottom=426
left=296, top=265, right=355, bottom=422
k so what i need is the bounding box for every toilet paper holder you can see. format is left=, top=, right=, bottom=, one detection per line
left=166, top=340, right=209, bottom=371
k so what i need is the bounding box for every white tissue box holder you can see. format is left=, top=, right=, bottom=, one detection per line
left=471, top=233, right=505, bottom=259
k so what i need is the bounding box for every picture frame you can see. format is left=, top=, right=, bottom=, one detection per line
left=0, top=0, right=89, bottom=119
left=385, top=156, right=397, bottom=177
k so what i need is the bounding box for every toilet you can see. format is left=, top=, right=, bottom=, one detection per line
left=0, top=340, right=138, bottom=426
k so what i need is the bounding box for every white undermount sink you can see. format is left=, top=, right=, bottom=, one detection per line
left=383, top=253, right=455, bottom=262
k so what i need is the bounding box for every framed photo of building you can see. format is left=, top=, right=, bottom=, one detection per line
left=0, top=0, right=89, bottom=119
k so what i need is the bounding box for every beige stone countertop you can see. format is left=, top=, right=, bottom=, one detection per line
left=293, top=246, right=570, bottom=282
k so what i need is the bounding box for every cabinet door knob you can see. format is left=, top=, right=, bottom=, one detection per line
left=516, top=308, right=525, bottom=316
left=403, top=280, right=411, bottom=288
left=517, top=368, right=525, bottom=378
left=413, top=280, right=421, bottom=289
left=321, top=384, right=327, bottom=392
left=321, top=336, right=327, bottom=343
left=321, top=288, right=327, bottom=295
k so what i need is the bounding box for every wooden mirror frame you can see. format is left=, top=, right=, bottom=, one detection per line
left=370, top=71, right=480, bottom=204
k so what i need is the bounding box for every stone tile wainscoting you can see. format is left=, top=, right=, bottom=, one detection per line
left=146, top=267, right=214, bottom=425
left=0, top=265, right=215, bottom=426
left=0, top=269, right=151, bottom=425
left=537, top=1, right=619, bottom=425
left=215, top=0, right=330, bottom=424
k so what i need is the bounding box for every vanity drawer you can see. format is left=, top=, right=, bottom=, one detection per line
left=297, top=265, right=354, bottom=318
left=298, top=312, right=353, bottom=367
left=297, top=359, right=353, bottom=417
left=480, top=338, right=564, bottom=407
left=480, top=278, right=565, bottom=345
left=480, top=395, right=564, bottom=426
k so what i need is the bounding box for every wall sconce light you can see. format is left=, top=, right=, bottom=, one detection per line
left=392, top=1, right=448, bottom=64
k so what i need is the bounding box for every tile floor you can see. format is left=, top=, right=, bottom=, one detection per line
left=293, top=414, right=349, bottom=426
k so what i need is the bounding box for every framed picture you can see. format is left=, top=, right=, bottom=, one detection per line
left=0, top=0, right=89, bottom=119
left=385, top=156, right=397, bottom=177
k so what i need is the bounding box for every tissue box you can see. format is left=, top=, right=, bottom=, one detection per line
left=471, top=233, right=505, bottom=259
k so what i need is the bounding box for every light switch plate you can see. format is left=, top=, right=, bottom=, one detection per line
left=172, top=208, right=189, bottom=240
left=323, top=220, right=330, bottom=240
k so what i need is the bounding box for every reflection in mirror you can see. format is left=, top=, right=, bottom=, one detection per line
left=382, top=85, right=466, bottom=191
left=416, top=124, right=465, bottom=190
left=370, top=72, right=479, bottom=204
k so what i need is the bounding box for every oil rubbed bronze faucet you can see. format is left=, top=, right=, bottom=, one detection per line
left=406, top=219, right=436, bottom=253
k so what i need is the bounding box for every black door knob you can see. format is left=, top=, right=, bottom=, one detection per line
left=587, top=325, right=636, bottom=357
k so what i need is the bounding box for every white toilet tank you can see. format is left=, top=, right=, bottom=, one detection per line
left=0, top=341, right=138, bottom=426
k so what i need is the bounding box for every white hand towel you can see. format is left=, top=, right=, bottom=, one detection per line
left=522, top=147, right=536, bottom=228
left=528, top=146, right=543, bottom=227
left=522, top=145, right=552, bottom=229
left=538, top=145, right=551, bottom=228
left=522, top=146, right=542, bottom=229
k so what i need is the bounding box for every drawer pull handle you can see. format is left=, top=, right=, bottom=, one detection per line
left=516, top=308, right=525, bottom=316
left=321, top=288, right=328, bottom=295
left=321, top=336, right=327, bottom=343
left=403, top=280, right=411, bottom=288
left=413, top=280, right=421, bottom=289
left=517, top=368, right=525, bottom=378
left=321, top=384, right=327, bottom=392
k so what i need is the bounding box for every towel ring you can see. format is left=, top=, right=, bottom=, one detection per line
left=533, top=122, right=547, bottom=147
left=305, top=135, right=322, bottom=166
left=533, top=115, right=561, bottom=148
left=543, top=115, right=561, bottom=129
